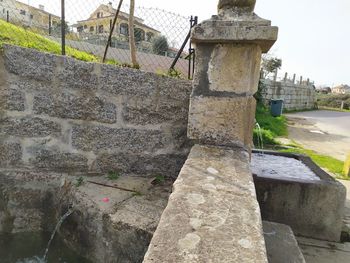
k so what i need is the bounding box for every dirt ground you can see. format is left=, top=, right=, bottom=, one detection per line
left=286, top=110, right=350, bottom=161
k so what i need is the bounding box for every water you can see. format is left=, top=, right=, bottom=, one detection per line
left=255, top=122, right=264, bottom=151
left=0, top=209, right=91, bottom=263
left=43, top=209, right=74, bottom=261
left=0, top=232, right=91, bottom=263
left=251, top=153, right=321, bottom=182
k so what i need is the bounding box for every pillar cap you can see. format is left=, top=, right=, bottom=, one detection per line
left=218, top=0, right=256, bottom=13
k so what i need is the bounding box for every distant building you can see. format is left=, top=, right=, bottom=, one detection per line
left=315, top=86, right=331, bottom=94
left=332, top=84, right=350, bottom=94
left=0, top=0, right=60, bottom=31
left=75, top=3, right=160, bottom=50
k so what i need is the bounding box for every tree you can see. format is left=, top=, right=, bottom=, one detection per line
left=152, top=35, right=169, bottom=56
left=261, top=55, right=282, bottom=78
left=128, top=0, right=138, bottom=67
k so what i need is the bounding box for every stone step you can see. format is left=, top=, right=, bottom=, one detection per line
left=263, top=221, right=305, bottom=263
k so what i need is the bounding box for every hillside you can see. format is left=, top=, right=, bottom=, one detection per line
left=0, top=19, right=97, bottom=62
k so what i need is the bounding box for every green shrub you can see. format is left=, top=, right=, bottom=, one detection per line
left=253, top=128, right=279, bottom=147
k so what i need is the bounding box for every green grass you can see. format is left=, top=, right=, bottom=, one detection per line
left=0, top=19, right=97, bottom=62
left=280, top=146, right=347, bottom=179
left=107, top=171, right=120, bottom=181
left=254, top=105, right=288, bottom=146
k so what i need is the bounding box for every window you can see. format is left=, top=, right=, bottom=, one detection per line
left=30, top=14, right=33, bottom=19
left=90, top=26, right=94, bottom=32
left=97, top=12, right=101, bottom=18
left=77, top=26, right=83, bottom=32
left=84, top=25, right=87, bottom=29
left=20, top=10, right=26, bottom=15
left=119, top=23, right=128, bottom=36
left=98, top=25, right=104, bottom=33
left=134, top=28, right=145, bottom=42
left=146, top=32, right=154, bottom=42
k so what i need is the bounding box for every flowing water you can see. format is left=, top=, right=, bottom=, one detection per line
left=0, top=210, right=91, bottom=263
left=255, top=122, right=264, bottom=151
left=42, top=209, right=74, bottom=261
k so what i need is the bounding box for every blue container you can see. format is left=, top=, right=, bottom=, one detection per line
left=270, top=99, right=284, bottom=117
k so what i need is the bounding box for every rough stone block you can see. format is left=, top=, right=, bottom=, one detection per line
left=188, top=96, right=256, bottom=148
left=94, top=153, right=188, bottom=178
left=0, top=142, right=22, bottom=166
left=0, top=117, right=61, bottom=137
left=4, top=44, right=56, bottom=82
left=29, top=148, right=88, bottom=172
left=72, top=125, right=166, bottom=152
left=33, top=92, right=117, bottom=124
left=144, top=145, right=267, bottom=263
left=100, top=64, right=192, bottom=99
left=57, top=57, right=98, bottom=90
left=2, top=88, right=25, bottom=111
left=207, top=44, right=261, bottom=94
left=123, top=97, right=189, bottom=125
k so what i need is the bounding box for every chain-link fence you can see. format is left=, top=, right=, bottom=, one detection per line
left=0, top=0, right=196, bottom=78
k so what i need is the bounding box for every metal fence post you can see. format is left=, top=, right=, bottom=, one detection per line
left=61, top=0, right=66, bottom=55
left=49, top=14, right=52, bottom=36
left=6, top=10, right=9, bottom=22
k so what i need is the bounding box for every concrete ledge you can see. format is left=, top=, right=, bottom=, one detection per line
left=263, top=221, right=305, bottom=263
left=143, top=144, right=267, bottom=263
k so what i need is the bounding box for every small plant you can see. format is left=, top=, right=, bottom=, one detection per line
left=105, top=59, right=120, bottom=66
left=153, top=175, right=166, bottom=185
left=132, top=191, right=143, bottom=197
left=75, top=177, right=84, bottom=187
left=107, top=171, right=120, bottom=181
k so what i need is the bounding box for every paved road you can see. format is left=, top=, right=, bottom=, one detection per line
left=286, top=110, right=350, bottom=161
left=288, top=110, right=350, bottom=137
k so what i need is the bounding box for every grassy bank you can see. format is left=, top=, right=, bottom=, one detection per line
left=0, top=19, right=97, bottom=62
left=317, top=93, right=350, bottom=110
left=253, top=105, right=288, bottom=146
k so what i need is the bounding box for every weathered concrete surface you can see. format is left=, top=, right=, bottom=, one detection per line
left=297, top=236, right=350, bottom=263
left=208, top=44, right=261, bottom=94
left=60, top=175, right=173, bottom=263
left=188, top=96, right=256, bottom=149
left=0, top=44, right=192, bottom=177
left=254, top=152, right=346, bottom=242
left=143, top=145, right=267, bottom=263
left=263, top=221, right=305, bottom=263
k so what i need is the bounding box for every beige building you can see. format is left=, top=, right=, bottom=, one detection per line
left=0, top=0, right=60, bottom=31
left=75, top=3, right=160, bottom=49
left=332, top=84, right=350, bottom=94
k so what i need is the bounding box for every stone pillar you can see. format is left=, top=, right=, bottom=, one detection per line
left=300, top=76, right=303, bottom=85
left=292, top=74, right=296, bottom=84
left=273, top=69, right=278, bottom=82
left=188, top=0, right=278, bottom=152
left=284, top=72, right=288, bottom=82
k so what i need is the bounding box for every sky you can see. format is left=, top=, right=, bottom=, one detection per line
left=16, top=0, right=350, bottom=86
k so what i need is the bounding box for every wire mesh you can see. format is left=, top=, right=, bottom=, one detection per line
left=0, top=0, right=194, bottom=77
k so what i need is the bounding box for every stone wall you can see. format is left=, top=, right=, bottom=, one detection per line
left=0, top=45, right=192, bottom=177
left=261, top=79, right=316, bottom=111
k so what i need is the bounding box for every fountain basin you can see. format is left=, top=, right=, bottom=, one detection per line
left=0, top=232, right=91, bottom=263
left=252, top=150, right=346, bottom=242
